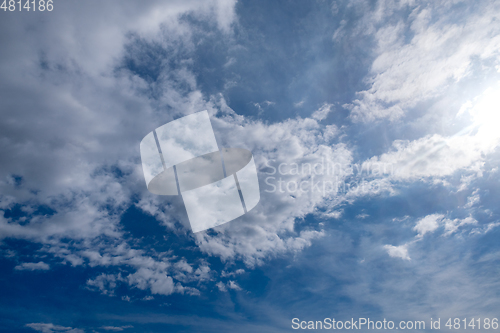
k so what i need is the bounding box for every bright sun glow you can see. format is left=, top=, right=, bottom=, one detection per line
left=461, top=84, right=500, bottom=148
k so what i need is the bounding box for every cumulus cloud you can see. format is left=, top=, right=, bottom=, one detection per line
left=127, top=268, right=177, bottom=295
left=413, top=214, right=444, bottom=237
left=384, top=244, right=410, bottom=260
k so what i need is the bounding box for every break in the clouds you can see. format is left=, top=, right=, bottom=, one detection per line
left=1, top=0, right=500, bottom=332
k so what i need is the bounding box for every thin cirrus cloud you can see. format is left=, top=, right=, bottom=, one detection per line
left=343, top=1, right=500, bottom=122
left=25, top=323, right=84, bottom=333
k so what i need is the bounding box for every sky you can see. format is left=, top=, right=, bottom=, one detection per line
left=1, top=0, right=500, bottom=332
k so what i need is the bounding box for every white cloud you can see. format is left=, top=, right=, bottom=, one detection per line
left=156, top=107, right=353, bottom=266
left=311, top=103, right=334, bottom=121
left=3, top=2, right=498, bottom=326
left=174, top=260, right=193, bottom=273
left=443, top=216, right=477, bottom=236
left=471, top=222, right=500, bottom=235
left=216, top=280, right=242, bottom=292
left=221, top=269, right=244, bottom=277
left=344, top=1, right=500, bottom=122
left=384, top=244, right=410, bottom=260
left=1, top=0, right=237, bottom=77
left=350, top=81, right=500, bottom=203
left=484, top=222, right=500, bottom=233
left=127, top=268, right=177, bottom=296
left=26, top=323, right=84, bottom=333
left=413, top=214, right=444, bottom=237
left=56, top=236, right=214, bottom=297
left=294, top=100, right=305, bottom=107
left=0, top=0, right=243, bottom=298
left=86, top=273, right=124, bottom=296
left=392, top=215, right=410, bottom=222
left=216, top=281, right=227, bottom=292
left=320, top=210, right=343, bottom=219
left=361, top=131, right=495, bottom=183
left=5, top=0, right=494, bottom=301
left=0, top=0, right=239, bottom=239
left=14, top=261, right=50, bottom=271
left=100, top=326, right=133, bottom=332
left=408, top=213, right=478, bottom=239
left=464, top=189, right=480, bottom=209
left=227, top=280, right=242, bottom=290
left=348, top=226, right=500, bottom=323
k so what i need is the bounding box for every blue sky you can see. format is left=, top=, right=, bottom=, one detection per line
left=1, top=0, right=500, bottom=332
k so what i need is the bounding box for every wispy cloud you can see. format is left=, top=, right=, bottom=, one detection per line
left=343, top=1, right=500, bottom=122
left=26, top=323, right=84, bottom=333
left=14, top=262, right=50, bottom=271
